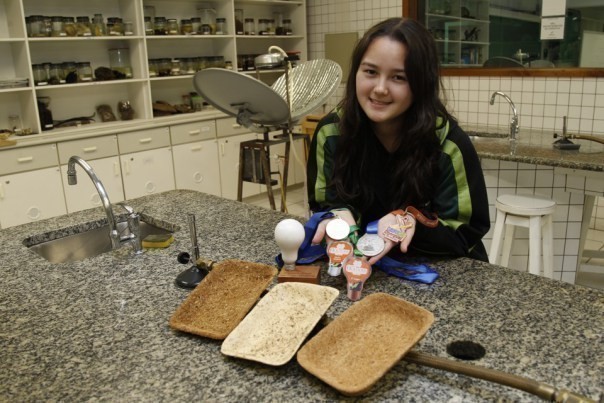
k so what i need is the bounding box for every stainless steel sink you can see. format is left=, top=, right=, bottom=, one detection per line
left=25, top=218, right=175, bottom=264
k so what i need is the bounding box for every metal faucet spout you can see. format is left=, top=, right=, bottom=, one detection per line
left=67, top=156, right=120, bottom=249
left=490, top=91, right=519, bottom=140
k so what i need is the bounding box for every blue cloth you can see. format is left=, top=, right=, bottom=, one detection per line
left=275, top=212, right=439, bottom=284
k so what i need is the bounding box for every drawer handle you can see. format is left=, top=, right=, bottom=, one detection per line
left=232, top=124, right=242, bottom=129
left=190, top=145, right=202, bottom=152
left=17, top=156, right=33, bottom=163
left=139, top=138, right=152, bottom=144
left=188, top=129, right=201, bottom=135
left=83, top=146, right=98, bottom=153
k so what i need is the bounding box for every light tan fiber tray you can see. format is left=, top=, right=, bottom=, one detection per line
left=221, top=282, right=339, bottom=366
left=169, top=259, right=277, bottom=340
left=297, top=293, right=435, bottom=396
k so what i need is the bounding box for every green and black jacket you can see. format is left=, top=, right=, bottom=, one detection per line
left=307, top=111, right=490, bottom=262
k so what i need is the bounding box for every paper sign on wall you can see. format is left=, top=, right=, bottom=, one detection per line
left=541, top=16, right=565, bottom=40
left=542, top=0, right=566, bottom=17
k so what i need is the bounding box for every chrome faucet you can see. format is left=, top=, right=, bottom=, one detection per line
left=490, top=91, right=519, bottom=141
left=67, top=156, right=142, bottom=254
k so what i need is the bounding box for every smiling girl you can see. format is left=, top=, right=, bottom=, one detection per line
left=307, top=18, right=490, bottom=263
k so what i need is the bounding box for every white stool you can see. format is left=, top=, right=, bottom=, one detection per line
left=489, top=194, right=556, bottom=279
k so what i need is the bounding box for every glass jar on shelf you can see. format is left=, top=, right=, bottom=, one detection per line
left=48, top=63, right=65, bottom=85
left=107, top=17, right=124, bottom=35
left=42, top=16, right=52, bottom=37
left=157, top=58, right=171, bottom=76
left=77, top=62, right=93, bottom=82
left=148, top=59, right=158, bottom=77
left=235, top=9, right=244, bottom=35
left=274, top=11, right=284, bottom=35
left=191, top=17, right=201, bottom=34
left=283, top=19, right=292, bottom=35
left=108, top=48, right=133, bottom=78
left=167, top=19, right=179, bottom=35
left=200, top=24, right=211, bottom=35
left=123, top=21, right=134, bottom=36
left=258, top=19, right=268, bottom=35
left=170, top=59, right=181, bottom=75
left=63, top=16, right=77, bottom=36
left=62, top=61, right=78, bottom=83
left=92, top=13, right=106, bottom=36
left=181, top=58, right=195, bottom=74
left=144, top=17, right=154, bottom=35
left=244, top=18, right=255, bottom=35
left=198, top=7, right=216, bottom=34
left=50, top=16, right=65, bottom=37
left=76, top=16, right=92, bottom=36
left=215, top=18, right=226, bottom=35
left=32, top=64, right=48, bottom=86
left=28, top=15, right=45, bottom=37
left=180, top=19, right=193, bottom=35
left=267, top=18, right=275, bottom=35
left=154, top=17, right=167, bottom=35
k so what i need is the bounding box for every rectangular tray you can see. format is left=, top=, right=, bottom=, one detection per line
left=169, top=259, right=277, bottom=340
left=296, top=293, right=434, bottom=396
left=221, top=282, right=339, bottom=366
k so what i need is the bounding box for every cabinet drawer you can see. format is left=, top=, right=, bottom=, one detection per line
left=170, top=121, right=217, bottom=145
left=216, top=117, right=250, bottom=138
left=118, top=127, right=171, bottom=154
left=0, top=144, right=59, bottom=175
left=57, top=135, right=119, bottom=164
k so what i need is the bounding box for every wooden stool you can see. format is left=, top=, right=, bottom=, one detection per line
left=489, top=194, right=556, bottom=279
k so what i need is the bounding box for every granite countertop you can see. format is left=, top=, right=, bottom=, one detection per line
left=1, top=190, right=602, bottom=401
left=466, top=125, right=604, bottom=172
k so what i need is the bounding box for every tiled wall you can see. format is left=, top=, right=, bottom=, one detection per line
left=306, top=0, right=604, bottom=282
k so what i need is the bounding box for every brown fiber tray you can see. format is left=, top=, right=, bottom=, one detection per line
left=169, top=259, right=277, bottom=340
left=297, top=293, right=435, bottom=396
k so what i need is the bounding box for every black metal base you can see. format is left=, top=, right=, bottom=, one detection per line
left=175, top=265, right=209, bottom=289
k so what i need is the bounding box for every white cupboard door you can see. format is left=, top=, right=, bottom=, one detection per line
left=60, top=156, right=125, bottom=213
left=218, top=133, right=261, bottom=200
left=0, top=167, right=67, bottom=229
left=172, top=140, right=221, bottom=197
left=120, top=148, right=175, bottom=200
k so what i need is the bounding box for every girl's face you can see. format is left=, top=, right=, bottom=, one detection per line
left=355, top=36, right=413, bottom=132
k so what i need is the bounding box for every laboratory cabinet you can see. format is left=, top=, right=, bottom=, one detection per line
left=0, top=0, right=307, bottom=136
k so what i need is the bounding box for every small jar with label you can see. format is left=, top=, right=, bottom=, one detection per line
left=28, top=15, right=45, bottom=37
left=200, top=24, right=211, bottom=35
left=167, top=19, right=179, bottom=35
left=225, top=60, right=233, bottom=70
left=92, top=13, right=106, bottom=36
left=244, top=18, right=255, bottom=35
left=123, top=21, right=134, bottom=35
left=62, top=61, right=78, bottom=83
left=76, top=16, right=92, bottom=36
left=267, top=18, right=275, bottom=35
left=215, top=17, right=226, bottom=34
left=148, top=59, right=158, bottom=77
left=107, top=17, right=123, bottom=35
left=158, top=58, right=171, bottom=76
left=32, top=64, right=48, bottom=85
left=170, top=59, right=181, bottom=75
left=63, top=16, right=77, bottom=36
left=283, top=19, right=292, bottom=35
left=144, top=16, right=154, bottom=35
left=154, top=17, right=167, bottom=35
left=258, top=19, right=268, bottom=35
left=191, top=17, right=201, bottom=34
left=50, top=16, right=65, bottom=37
left=48, top=63, right=65, bottom=85
left=77, top=62, right=93, bottom=82
left=180, top=19, right=192, bottom=35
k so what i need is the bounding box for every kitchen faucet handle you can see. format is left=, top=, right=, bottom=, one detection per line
left=116, top=202, right=136, bottom=215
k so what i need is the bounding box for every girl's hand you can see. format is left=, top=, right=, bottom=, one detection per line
left=312, top=209, right=357, bottom=245
left=367, top=212, right=416, bottom=266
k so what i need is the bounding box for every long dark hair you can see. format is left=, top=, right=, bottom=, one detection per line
left=333, top=18, right=449, bottom=211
